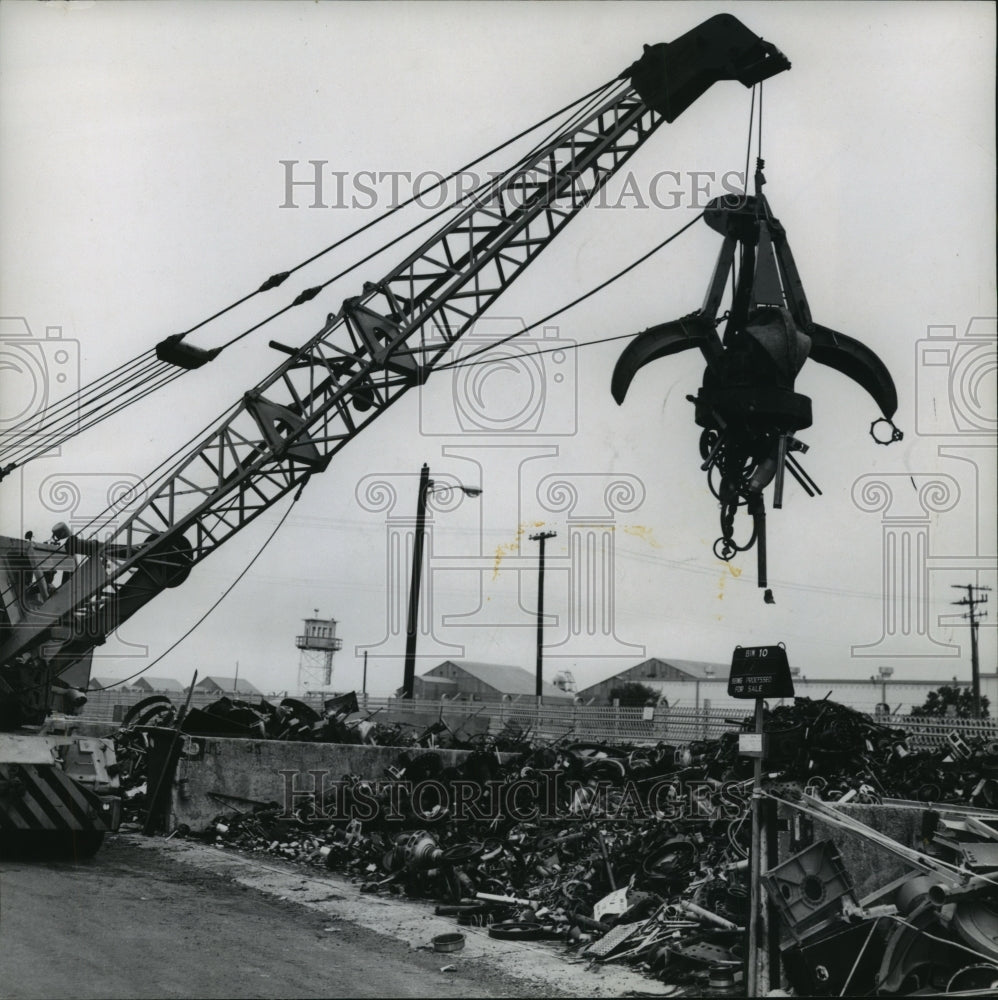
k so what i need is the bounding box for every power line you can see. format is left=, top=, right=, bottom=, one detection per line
left=952, top=582, right=991, bottom=717
left=65, top=477, right=309, bottom=690
left=2, top=80, right=622, bottom=471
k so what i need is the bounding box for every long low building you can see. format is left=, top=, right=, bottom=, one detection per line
left=578, top=658, right=998, bottom=715
left=413, top=660, right=575, bottom=703
left=578, top=658, right=729, bottom=705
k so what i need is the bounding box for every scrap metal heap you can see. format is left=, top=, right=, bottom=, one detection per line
left=107, top=697, right=998, bottom=995
left=761, top=798, right=998, bottom=996
left=116, top=691, right=534, bottom=751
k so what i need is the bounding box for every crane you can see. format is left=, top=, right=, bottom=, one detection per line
left=0, top=14, right=789, bottom=730
left=0, top=15, right=790, bottom=853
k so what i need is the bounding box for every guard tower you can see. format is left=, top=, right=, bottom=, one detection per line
left=296, top=611, right=342, bottom=692
left=552, top=670, right=577, bottom=694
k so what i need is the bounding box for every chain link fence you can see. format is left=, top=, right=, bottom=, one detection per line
left=76, top=688, right=998, bottom=748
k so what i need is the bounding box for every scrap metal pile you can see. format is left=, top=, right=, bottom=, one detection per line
left=117, top=692, right=526, bottom=751
left=745, top=698, right=998, bottom=808
left=760, top=801, right=998, bottom=996
left=199, top=740, right=756, bottom=993
left=138, top=696, right=998, bottom=995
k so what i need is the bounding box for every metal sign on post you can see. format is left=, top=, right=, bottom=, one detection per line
left=738, top=731, right=766, bottom=757
left=729, top=643, right=793, bottom=998
left=728, top=643, right=795, bottom=699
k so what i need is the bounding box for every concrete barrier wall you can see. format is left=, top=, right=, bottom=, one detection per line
left=832, top=803, right=930, bottom=899
left=169, top=737, right=492, bottom=831
left=368, top=709, right=492, bottom=740
left=778, top=801, right=926, bottom=901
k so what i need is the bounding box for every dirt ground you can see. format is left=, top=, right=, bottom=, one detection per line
left=0, top=834, right=663, bottom=999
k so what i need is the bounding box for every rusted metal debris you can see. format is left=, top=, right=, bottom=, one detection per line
left=118, top=691, right=525, bottom=751
left=135, top=697, right=998, bottom=995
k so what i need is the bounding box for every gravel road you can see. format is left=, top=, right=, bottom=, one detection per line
left=0, top=835, right=655, bottom=999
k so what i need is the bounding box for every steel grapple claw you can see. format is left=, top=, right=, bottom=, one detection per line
left=611, top=314, right=721, bottom=405
left=808, top=324, right=899, bottom=421
left=609, top=185, right=902, bottom=595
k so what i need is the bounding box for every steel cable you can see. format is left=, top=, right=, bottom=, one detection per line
left=2, top=80, right=624, bottom=471
left=2, top=358, right=169, bottom=466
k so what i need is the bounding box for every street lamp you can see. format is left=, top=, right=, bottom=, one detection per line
left=402, top=463, right=481, bottom=699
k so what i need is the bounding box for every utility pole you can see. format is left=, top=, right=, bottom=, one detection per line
left=952, top=584, right=991, bottom=717
left=403, top=463, right=432, bottom=700
left=529, top=531, right=557, bottom=702
left=402, top=464, right=481, bottom=699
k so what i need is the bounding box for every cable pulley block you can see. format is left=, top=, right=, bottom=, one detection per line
left=155, top=334, right=222, bottom=370
left=628, top=14, right=790, bottom=122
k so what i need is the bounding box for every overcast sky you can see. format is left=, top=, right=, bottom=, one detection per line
left=1, top=1, right=995, bottom=697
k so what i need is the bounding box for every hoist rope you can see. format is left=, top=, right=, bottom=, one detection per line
left=54, top=479, right=308, bottom=688
left=757, top=80, right=764, bottom=162
left=2, top=352, right=159, bottom=453
left=743, top=85, right=756, bottom=195
left=1, top=354, right=171, bottom=468
left=221, top=78, right=631, bottom=357
left=1, top=79, right=623, bottom=477
left=179, top=79, right=622, bottom=338
left=433, top=211, right=705, bottom=373
left=2, top=349, right=157, bottom=445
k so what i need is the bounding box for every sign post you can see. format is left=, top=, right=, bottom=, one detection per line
left=728, top=644, right=794, bottom=997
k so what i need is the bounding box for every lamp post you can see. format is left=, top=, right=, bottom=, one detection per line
left=402, top=463, right=481, bottom=699
left=529, top=530, right=557, bottom=702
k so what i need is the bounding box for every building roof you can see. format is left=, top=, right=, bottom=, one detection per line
left=131, top=676, right=186, bottom=692
left=656, top=659, right=728, bottom=680
left=89, top=677, right=126, bottom=690
left=436, top=661, right=574, bottom=700
left=575, top=657, right=730, bottom=698
left=194, top=676, right=262, bottom=696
